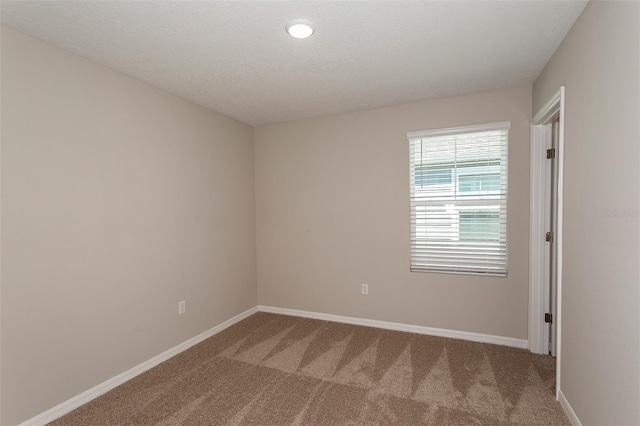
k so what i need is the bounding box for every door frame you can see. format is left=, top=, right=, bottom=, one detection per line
left=529, top=87, right=565, bottom=398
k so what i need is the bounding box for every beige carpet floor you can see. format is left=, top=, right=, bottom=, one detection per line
left=50, top=312, right=569, bottom=425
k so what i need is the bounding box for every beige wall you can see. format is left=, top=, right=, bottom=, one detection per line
left=255, top=86, right=532, bottom=340
left=533, top=2, right=640, bottom=425
left=0, top=26, right=257, bottom=425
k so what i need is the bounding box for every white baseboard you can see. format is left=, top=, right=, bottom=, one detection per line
left=258, top=305, right=528, bottom=349
left=20, top=304, right=529, bottom=425
left=19, top=306, right=259, bottom=426
left=558, top=389, right=582, bottom=426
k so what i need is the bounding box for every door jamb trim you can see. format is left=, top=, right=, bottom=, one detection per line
left=529, top=87, right=565, bottom=400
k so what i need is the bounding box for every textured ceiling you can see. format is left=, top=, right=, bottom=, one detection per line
left=0, top=1, right=587, bottom=126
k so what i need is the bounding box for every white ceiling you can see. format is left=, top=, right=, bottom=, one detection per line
left=0, top=1, right=587, bottom=126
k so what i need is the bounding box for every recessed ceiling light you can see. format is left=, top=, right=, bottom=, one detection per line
left=286, top=19, right=315, bottom=39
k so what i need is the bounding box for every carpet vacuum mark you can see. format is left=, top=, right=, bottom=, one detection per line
left=50, top=312, right=569, bottom=425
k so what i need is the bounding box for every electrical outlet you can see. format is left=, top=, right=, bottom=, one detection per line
left=362, top=283, right=369, bottom=295
left=178, top=300, right=186, bottom=315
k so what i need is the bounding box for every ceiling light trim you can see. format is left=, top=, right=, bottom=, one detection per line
left=286, top=19, right=315, bottom=39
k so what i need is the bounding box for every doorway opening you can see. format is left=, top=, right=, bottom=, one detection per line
left=529, top=87, right=565, bottom=399
left=544, top=117, right=559, bottom=357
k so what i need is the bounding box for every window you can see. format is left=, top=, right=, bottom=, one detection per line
left=415, top=165, right=452, bottom=186
left=408, top=122, right=509, bottom=276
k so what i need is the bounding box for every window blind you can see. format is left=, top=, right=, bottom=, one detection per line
left=408, top=122, right=509, bottom=276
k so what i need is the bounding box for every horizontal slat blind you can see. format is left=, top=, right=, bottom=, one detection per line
left=409, top=122, right=509, bottom=276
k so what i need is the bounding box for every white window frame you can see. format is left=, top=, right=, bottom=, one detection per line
left=408, top=121, right=510, bottom=276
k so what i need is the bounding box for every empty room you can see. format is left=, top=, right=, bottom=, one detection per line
left=1, top=1, right=638, bottom=425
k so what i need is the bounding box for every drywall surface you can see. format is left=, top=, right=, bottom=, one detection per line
left=255, top=86, right=531, bottom=340
left=1, top=26, right=257, bottom=425
left=533, top=2, right=640, bottom=424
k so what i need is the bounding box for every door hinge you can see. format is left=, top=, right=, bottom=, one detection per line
left=545, top=231, right=554, bottom=242
left=546, top=148, right=556, bottom=159
left=545, top=313, right=553, bottom=324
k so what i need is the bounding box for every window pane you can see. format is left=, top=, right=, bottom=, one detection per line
left=459, top=173, right=501, bottom=192
left=459, top=209, right=500, bottom=242
left=415, top=165, right=452, bottom=186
